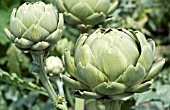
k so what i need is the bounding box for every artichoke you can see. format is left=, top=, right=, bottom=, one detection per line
left=45, top=56, right=64, bottom=75
left=63, top=28, right=165, bottom=100
left=56, top=0, right=118, bottom=27
left=4, top=2, right=64, bottom=51
left=56, top=38, right=75, bottom=55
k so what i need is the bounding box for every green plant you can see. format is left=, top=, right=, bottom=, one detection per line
left=63, top=28, right=165, bottom=110
left=56, top=0, right=118, bottom=28
left=4, top=2, right=63, bottom=51
left=3, top=1, right=66, bottom=109
left=0, top=0, right=169, bottom=110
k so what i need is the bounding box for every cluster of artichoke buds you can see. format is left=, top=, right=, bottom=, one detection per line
left=3, top=0, right=165, bottom=106
left=63, top=28, right=165, bottom=101
left=4, top=1, right=64, bottom=51
left=56, top=0, right=118, bottom=27
left=45, top=56, right=64, bottom=76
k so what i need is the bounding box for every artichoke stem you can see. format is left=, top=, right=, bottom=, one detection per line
left=56, top=77, right=68, bottom=110
left=56, top=77, right=65, bottom=96
left=75, top=98, right=85, bottom=110
left=31, top=51, right=64, bottom=109
left=104, top=100, right=121, bottom=110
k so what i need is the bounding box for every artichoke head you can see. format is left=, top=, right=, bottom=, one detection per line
left=63, top=28, right=165, bottom=101
left=45, top=56, right=64, bottom=76
left=56, top=0, right=118, bottom=27
left=4, top=2, right=64, bottom=51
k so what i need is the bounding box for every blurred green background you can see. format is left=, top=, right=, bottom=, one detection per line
left=0, top=0, right=170, bottom=110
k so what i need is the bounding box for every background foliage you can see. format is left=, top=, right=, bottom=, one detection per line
left=0, top=0, right=170, bottom=110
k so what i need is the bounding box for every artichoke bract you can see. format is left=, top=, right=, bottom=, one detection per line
left=56, top=0, right=118, bottom=27
left=63, top=28, right=165, bottom=101
left=4, top=2, right=64, bottom=51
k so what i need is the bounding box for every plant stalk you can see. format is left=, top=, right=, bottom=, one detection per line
left=31, top=51, right=64, bottom=109
left=104, top=100, right=121, bottom=110
left=75, top=98, right=85, bottom=110
left=56, top=77, right=68, bottom=110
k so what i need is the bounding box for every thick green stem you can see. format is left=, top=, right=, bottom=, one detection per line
left=104, top=100, right=121, bottom=110
left=75, top=98, right=85, bottom=110
left=31, top=51, right=64, bottom=109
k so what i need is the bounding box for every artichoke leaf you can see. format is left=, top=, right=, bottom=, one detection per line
left=107, top=0, right=118, bottom=15
left=38, top=11, right=57, bottom=33
left=94, top=82, right=127, bottom=95
left=64, top=12, right=81, bottom=25
left=10, top=17, right=27, bottom=38
left=121, top=29, right=138, bottom=44
left=75, top=34, right=88, bottom=49
left=62, top=75, right=88, bottom=90
left=147, top=39, right=155, bottom=56
left=64, top=50, right=76, bottom=78
left=31, top=41, right=50, bottom=50
left=4, top=28, right=15, bottom=42
left=84, top=0, right=98, bottom=8
left=57, top=13, right=64, bottom=30
left=22, top=24, right=50, bottom=42
left=144, top=58, right=165, bottom=81
left=76, top=63, right=108, bottom=88
left=28, top=3, right=44, bottom=19
left=45, top=29, right=62, bottom=43
left=97, top=47, right=128, bottom=81
left=70, top=2, right=94, bottom=19
left=121, top=63, right=146, bottom=87
left=127, top=80, right=153, bottom=93
left=74, top=44, right=97, bottom=67
left=94, top=0, right=110, bottom=13
left=63, top=0, right=79, bottom=11
left=109, top=93, right=133, bottom=101
left=14, top=38, right=33, bottom=49
left=115, top=35, right=139, bottom=65
left=10, top=8, right=17, bottom=23
left=85, top=12, right=106, bottom=24
left=16, top=8, right=38, bottom=29
left=137, top=45, right=153, bottom=72
left=74, top=90, right=103, bottom=99
left=56, top=0, right=67, bottom=12
left=135, top=31, right=149, bottom=47
left=83, top=31, right=100, bottom=45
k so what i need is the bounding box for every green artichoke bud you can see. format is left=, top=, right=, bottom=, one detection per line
left=63, top=28, right=165, bottom=100
left=4, top=2, right=64, bottom=51
left=56, top=0, right=118, bottom=27
left=55, top=38, right=75, bottom=55
left=45, top=56, right=64, bottom=75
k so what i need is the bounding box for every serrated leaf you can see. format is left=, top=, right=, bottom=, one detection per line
left=0, top=69, right=47, bottom=96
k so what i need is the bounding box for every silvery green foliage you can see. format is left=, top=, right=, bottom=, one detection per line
left=0, top=69, right=47, bottom=95
left=63, top=28, right=165, bottom=100
left=4, top=1, right=64, bottom=51
left=56, top=0, right=118, bottom=27
left=45, top=56, right=64, bottom=75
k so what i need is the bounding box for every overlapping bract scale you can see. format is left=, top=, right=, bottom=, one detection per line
left=63, top=28, right=165, bottom=100
left=56, top=0, right=118, bottom=26
left=4, top=2, right=64, bottom=51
